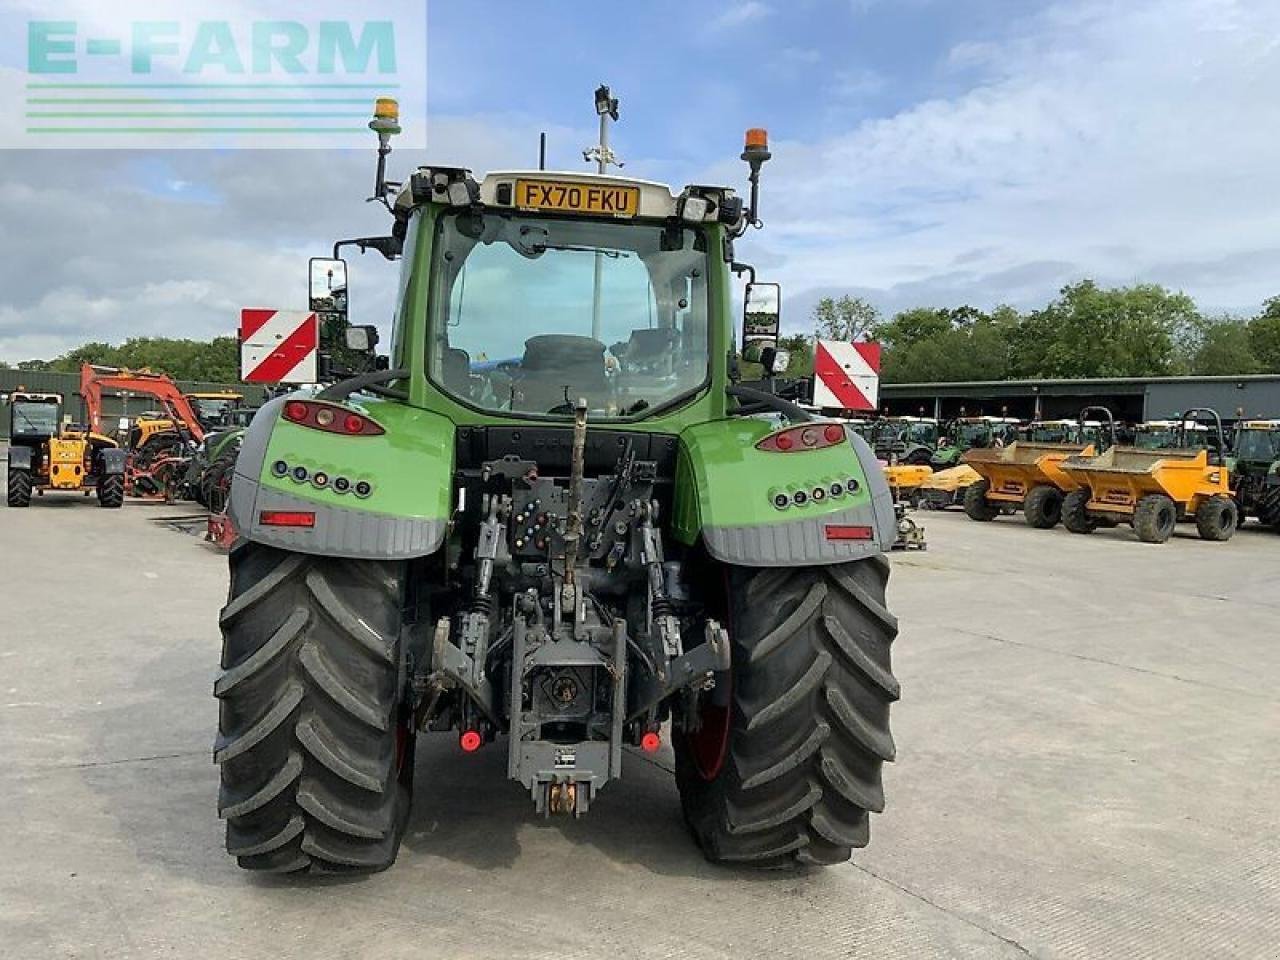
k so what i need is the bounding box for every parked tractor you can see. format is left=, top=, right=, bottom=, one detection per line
left=1059, top=408, right=1236, bottom=543
left=872, top=416, right=938, bottom=465
left=3, top=390, right=126, bottom=508
left=213, top=104, right=900, bottom=874
left=1227, top=419, right=1280, bottom=530
left=931, top=416, right=1021, bottom=469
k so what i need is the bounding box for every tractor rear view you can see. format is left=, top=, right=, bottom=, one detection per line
left=4, top=390, right=125, bottom=508
left=212, top=104, right=900, bottom=874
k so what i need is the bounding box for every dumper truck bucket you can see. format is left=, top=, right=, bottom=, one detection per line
left=1059, top=446, right=1219, bottom=513
left=962, top=441, right=1094, bottom=503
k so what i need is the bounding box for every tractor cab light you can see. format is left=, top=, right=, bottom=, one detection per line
left=825, top=524, right=874, bottom=541
left=459, top=729, right=483, bottom=753
left=756, top=423, right=847, bottom=453
left=282, top=399, right=384, bottom=436
left=640, top=731, right=662, bottom=753
left=260, top=510, right=316, bottom=528
left=744, top=127, right=769, bottom=151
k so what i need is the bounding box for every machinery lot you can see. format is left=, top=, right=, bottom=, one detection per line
left=2, top=483, right=1278, bottom=959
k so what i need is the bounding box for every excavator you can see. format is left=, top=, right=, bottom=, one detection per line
left=79, top=363, right=206, bottom=500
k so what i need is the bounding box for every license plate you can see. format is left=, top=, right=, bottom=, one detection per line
left=514, top=179, right=639, bottom=217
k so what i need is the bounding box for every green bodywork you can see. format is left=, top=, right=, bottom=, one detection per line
left=239, top=190, right=882, bottom=555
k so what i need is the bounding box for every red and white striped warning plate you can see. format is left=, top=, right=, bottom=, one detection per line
left=239, top=310, right=318, bottom=384
left=813, top=339, right=881, bottom=412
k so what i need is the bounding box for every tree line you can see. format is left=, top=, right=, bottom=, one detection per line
left=793, top=280, right=1280, bottom=383
left=4, top=280, right=1280, bottom=387
left=1, top=337, right=241, bottom=384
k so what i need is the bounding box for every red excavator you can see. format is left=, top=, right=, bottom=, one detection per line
left=79, top=363, right=206, bottom=500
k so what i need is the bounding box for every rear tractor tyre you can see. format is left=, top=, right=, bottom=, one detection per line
left=214, top=542, right=415, bottom=874
left=1194, top=495, right=1237, bottom=542
left=1133, top=494, right=1178, bottom=544
left=97, top=474, right=125, bottom=509
left=1061, top=489, right=1097, bottom=534
left=1022, top=485, right=1064, bottom=529
left=1257, top=483, right=1280, bottom=531
left=7, top=468, right=32, bottom=508
left=963, top=479, right=1000, bottom=522
left=674, top=557, right=899, bottom=868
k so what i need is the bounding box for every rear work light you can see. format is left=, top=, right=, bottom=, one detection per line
left=282, top=399, right=384, bottom=436
left=259, top=510, right=316, bottom=528
left=756, top=422, right=847, bottom=453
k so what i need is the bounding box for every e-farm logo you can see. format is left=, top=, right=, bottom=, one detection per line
left=4, top=2, right=426, bottom=149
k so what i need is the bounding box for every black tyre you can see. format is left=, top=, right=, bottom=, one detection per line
left=1194, top=495, right=1237, bottom=542
left=1022, top=485, right=1064, bottom=529
left=214, top=542, right=415, bottom=874
left=1257, top=483, right=1280, bottom=530
left=674, top=557, right=899, bottom=868
left=96, top=474, right=124, bottom=509
left=135, top=432, right=179, bottom=469
left=7, top=468, right=32, bottom=508
left=203, top=455, right=236, bottom=515
left=1133, top=493, right=1177, bottom=544
left=1061, top=489, right=1096, bottom=534
left=963, top=479, right=1000, bottom=522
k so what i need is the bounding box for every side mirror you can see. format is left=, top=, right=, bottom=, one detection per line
left=344, top=324, right=379, bottom=353
left=309, top=257, right=349, bottom=319
left=743, top=281, right=781, bottom=351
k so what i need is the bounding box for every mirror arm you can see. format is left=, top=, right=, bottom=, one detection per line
left=727, top=384, right=812, bottom=423
left=731, top=261, right=756, bottom=284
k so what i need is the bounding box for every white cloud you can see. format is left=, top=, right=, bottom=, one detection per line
left=710, top=2, right=772, bottom=31
left=730, top=0, right=1280, bottom=327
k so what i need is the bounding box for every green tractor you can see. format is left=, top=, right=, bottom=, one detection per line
left=871, top=416, right=938, bottom=464
left=1228, top=419, right=1280, bottom=529
left=931, top=415, right=1021, bottom=469
left=213, top=105, right=900, bottom=874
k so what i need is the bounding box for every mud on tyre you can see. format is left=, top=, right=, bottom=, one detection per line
left=674, top=556, right=899, bottom=868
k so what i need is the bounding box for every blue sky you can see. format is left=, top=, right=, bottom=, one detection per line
left=4, top=0, right=1280, bottom=359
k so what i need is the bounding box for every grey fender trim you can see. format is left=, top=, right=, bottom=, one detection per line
left=701, top=432, right=895, bottom=567
left=7, top=446, right=33, bottom=471
left=99, top=448, right=127, bottom=475
left=229, top=475, right=446, bottom=560
left=231, top=395, right=287, bottom=487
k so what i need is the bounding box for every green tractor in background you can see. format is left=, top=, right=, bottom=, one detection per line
left=213, top=102, right=900, bottom=874
left=872, top=415, right=938, bottom=464
left=1228, top=419, right=1280, bottom=529
left=930, top=415, right=1021, bottom=469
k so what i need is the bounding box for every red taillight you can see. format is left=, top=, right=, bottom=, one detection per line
left=825, top=524, right=874, bottom=541
left=259, top=510, right=316, bottom=528
left=757, top=422, right=848, bottom=453
left=640, top=731, right=662, bottom=753
left=459, top=730, right=483, bottom=753
left=281, top=399, right=384, bottom=436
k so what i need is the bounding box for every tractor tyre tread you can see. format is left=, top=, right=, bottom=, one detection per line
left=1061, top=489, right=1096, bottom=534
left=1133, top=493, right=1177, bottom=544
left=963, top=479, right=1000, bottom=522
left=1257, top=483, right=1280, bottom=530
left=7, top=468, right=32, bottom=508
left=1194, top=494, right=1237, bottom=542
left=97, top=473, right=125, bottom=509
left=1022, top=485, right=1064, bottom=529
left=214, top=542, right=413, bottom=874
left=674, top=557, right=899, bottom=869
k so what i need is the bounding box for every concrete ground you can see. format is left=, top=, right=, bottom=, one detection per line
left=2, top=478, right=1278, bottom=959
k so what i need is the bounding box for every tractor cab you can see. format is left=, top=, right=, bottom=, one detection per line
left=7, top=391, right=63, bottom=443
left=1228, top=419, right=1280, bottom=528
left=873, top=416, right=939, bottom=464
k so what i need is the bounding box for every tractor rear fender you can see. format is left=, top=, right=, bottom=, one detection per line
left=98, top=448, right=127, bottom=475
left=227, top=395, right=454, bottom=560
left=7, top=446, right=33, bottom=471
left=672, top=420, right=894, bottom=566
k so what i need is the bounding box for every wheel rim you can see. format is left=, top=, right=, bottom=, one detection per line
left=688, top=697, right=731, bottom=781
